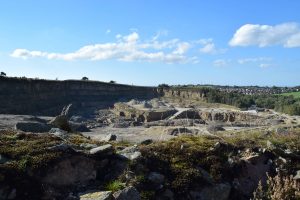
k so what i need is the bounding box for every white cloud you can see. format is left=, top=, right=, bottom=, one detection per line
left=11, top=31, right=227, bottom=64
left=213, top=59, right=230, bottom=67
left=259, top=63, right=272, bottom=68
left=200, top=43, right=216, bottom=54
left=238, top=57, right=272, bottom=64
left=198, top=38, right=226, bottom=54
left=173, top=42, right=191, bottom=55
left=152, top=30, right=169, bottom=41
left=115, top=34, right=122, bottom=39
left=237, top=57, right=273, bottom=68
left=11, top=32, right=196, bottom=64
left=106, top=29, right=111, bottom=34
left=229, top=22, right=300, bottom=47
left=123, top=32, right=139, bottom=43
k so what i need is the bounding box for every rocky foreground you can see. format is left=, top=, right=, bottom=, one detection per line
left=0, top=99, right=299, bottom=200
left=0, top=125, right=299, bottom=200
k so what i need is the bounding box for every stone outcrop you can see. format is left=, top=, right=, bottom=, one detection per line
left=113, top=103, right=177, bottom=122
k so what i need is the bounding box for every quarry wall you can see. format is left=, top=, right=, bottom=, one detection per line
left=0, top=77, right=157, bottom=116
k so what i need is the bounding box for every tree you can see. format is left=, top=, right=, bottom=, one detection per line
left=109, top=80, right=116, bottom=84
left=0, top=72, right=6, bottom=76
left=82, top=77, right=89, bottom=81
left=158, top=83, right=170, bottom=88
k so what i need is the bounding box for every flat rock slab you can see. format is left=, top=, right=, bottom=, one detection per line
left=79, top=191, right=113, bottom=200
left=15, top=122, right=51, bottom=133
left=90, top=144, right=114, bottom=155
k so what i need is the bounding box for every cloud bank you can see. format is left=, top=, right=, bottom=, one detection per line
left=11, top=32, right=207, bottom=64
left=229, top=22, right=300, bottom=47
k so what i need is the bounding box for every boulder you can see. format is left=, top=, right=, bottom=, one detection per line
left=293, top=170, right=300, bottom=180
left=79, top=191, right=113, bottom=200
left=89, top=144, right=114, bottom=156
left=140, top=139, right=153, bottom=145
left=161, top=189, right=174, bottom=200
left=166, top=127, right=199, bottom=136
left=69, top=122, right=90, bottom=132
left=113, top=186, right=141, bottom=200
left=15, top=122, right=51, bottom=133
left=47, top=143, right=75, bottom=152
left=275, top=127, right=289, bottom=135
left=7, top=188, right=16, bottom=200
left=42, top=155, right=97, bottom=186
left=190, top=183, right=231, bottom=200
left=237, top=154, right=272, bottom=196
left=49, top=128, right=68, bottom=139
left=112, top=122, right=130, bottom=128
left=118, top=146, right=141, bottom=160
left=80, top=143, right=98, bottom=149
left=121, top=151, right=141, bottom=161
left=148, top=172, right=165, bottom=185
left=102, top=134, right=117, bottom=142
left=49, top=115, right=71, bottom=132
left=207, top=124, right=225, bottom=132
left=0, top=154, right=9, bottom=164
left=70, top=115, right=86, bottom=123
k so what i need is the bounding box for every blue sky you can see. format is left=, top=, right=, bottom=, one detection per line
left=1, top=0, right=300, bottom=86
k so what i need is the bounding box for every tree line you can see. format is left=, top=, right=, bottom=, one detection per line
left=162, top=86, right=300, bottom=115
left=203, top=88, right=300, bottom=115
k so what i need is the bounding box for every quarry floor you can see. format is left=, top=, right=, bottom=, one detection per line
left=1, top=97, right=300, bottom=144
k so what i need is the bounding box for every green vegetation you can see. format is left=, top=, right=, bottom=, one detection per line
left=137, top=135, right=230, bottom=196
left=131, top=129, right=300, bottom=198
left=105, top=180, right=125, bottom=192
left=0, top=130, right=63, bottom=171
left=165, top=86, right=300, bottom=115
left=280, top=91, right=300, bottom=98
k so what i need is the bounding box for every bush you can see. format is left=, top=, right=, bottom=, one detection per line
left=253, top=173, right=300, bottom=200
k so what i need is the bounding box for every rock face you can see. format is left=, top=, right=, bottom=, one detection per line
left=236, top=154, right=272, bottom=197
left=0, top=76, right=157, bottom=116
left=42, top=155, right=98, bottom=186
left=15, top=122, right=51, bottom=133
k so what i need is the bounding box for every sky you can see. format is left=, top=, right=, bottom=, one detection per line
left=1, top=0, right=300, bottom=86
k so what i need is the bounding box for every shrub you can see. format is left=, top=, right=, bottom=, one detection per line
left=253, top=173, right=300, bottom=200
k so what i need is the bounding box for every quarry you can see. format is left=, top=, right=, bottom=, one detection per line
left=0, top=77, right=299, bottom=200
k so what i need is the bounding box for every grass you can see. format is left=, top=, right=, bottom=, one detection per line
left=219, top=128, right=300, bottom=151
left=105, top=180, right=125, bottom=192
left=0, top=130, right=64, bottom=171
left=280, top=91, right=300, bottom=99
left=132, top=129, right=300, bottom=198
left=137, top=135, right=232, bottom=195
